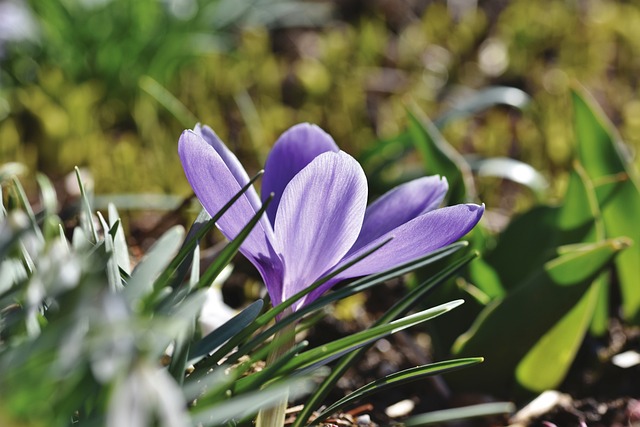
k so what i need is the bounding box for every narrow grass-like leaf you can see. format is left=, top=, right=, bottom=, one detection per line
left=265, top=237, right=393, bottom=321
left=168, top=332, right=192, bottom=385
left=108, top=203, right=131, bottom=275
left=190, top=334, right=292, bottom=407
left=155, top=170, right=264, bottom=291
left=233, top=340, right=309, bottom=395
left=203, top=237, right=396, bottom=370
left=10, top=177, right=43, bottom=243
left=402, top=402, right=516, bottom=426
left=224, top=242, right=469, bottom=372
left=188, top=299, right=264, bottom=364
left=126, top=226, right=185, bottom=302
left=276, top=300, right=464, bottom=374
left=313, top=358, right=483, bottom=424
left=434, top=86, right=530, bottom=127
left=0, top=212, right=30, bottom=261
left=189, top=376, right=314, bottom=427
left=0, top=185, right=5, bottom=219
left=0, top=162, right=27, bottom=184
left=188, top=243, right=200, bottom=291
left=97, top=211, right=122, bottom=292
left=293, top=249, right=476, bottom=427
left=57, top=224, right=69, bottom=253
left=194, top=195, right=272, bottom=294
left=466, top=156, right=548, bottom=198
left=74, top=167, right=98, bottom=243
left=35, top=173, right=58, bottom=239
left=139, top=75, right=198, bottom=127
left=36, top=173, right=57, bottom=215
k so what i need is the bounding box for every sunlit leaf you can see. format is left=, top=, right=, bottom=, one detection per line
left=572, top=86, right=640, bottom=323
left=452, top=238, right=628, bottom=393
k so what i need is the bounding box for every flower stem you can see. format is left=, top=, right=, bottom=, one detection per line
left=256, top=322, right=296, bottom=427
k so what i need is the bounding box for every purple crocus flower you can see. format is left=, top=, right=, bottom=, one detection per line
left=179, top=123, right=484, bottom=311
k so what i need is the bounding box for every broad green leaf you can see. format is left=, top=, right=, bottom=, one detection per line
left=313, top=358, right=483, bottom=424
left=452, top=237, right=628, bottom=393
left=468, top=256, right=504, bottom=299
left=515, top=279, right=600, bottom=391
left=484, top=165, right=598, bottom=292
left=572, top=87, right=640, bottom=322
left=513, top=163, right=609, bottom=389
left=407, top=106, right=475, bottom=204
left=481, top=205, right=558, bottom=292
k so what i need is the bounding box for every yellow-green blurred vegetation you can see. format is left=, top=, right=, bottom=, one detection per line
left=2, top=0, right=640, bottom=202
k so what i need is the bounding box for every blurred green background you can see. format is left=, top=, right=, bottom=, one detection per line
left=1, top=0, right=639, bottom=204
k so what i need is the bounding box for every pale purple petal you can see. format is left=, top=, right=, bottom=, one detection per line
left=178, top=130, right=279, bottom=280
left=333, top=204, right=484, bottom=280
left=194, top=124, right=262, bottom=213
left=273, top=151, right=367, bottom=307
left=350, top=176, right=449, bottom=254
left=261, top=123, right=339, bottom=225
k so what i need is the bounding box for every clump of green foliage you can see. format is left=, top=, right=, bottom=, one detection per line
left=1, top=163, right=507, bottom=426
left=370, top=86, right=636, bottom=397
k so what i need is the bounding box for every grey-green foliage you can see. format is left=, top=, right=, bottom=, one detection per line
left=0, top=167, right=483, bottom=427
left=0, top=169, right=304, bottom=427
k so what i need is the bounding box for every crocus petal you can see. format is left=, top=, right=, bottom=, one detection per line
left=350, top=175, right=449, bottom=254
left=273, top=151, right=367, bottom=307
left=178, top=130, right=277, bottom=270
left=194, top=124, right=262, bottom=213
left=333, top=204, right=484, bottom=280
left=261, top=123, right=339, bottom=225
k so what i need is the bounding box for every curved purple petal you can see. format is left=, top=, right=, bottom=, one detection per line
left=261, top=123, right=339, bottom=225
left=178, top=130, right=279, bottom=282
left=272, top=151, right=367, bottom=308
left=332, top=204, right=484, bottom=280
left=349, top=176, right=449, bottom=254
left=194, top=124, right=262, bottom=213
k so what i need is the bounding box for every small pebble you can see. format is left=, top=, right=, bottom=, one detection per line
left=385, top=399, right=415, bottom=418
